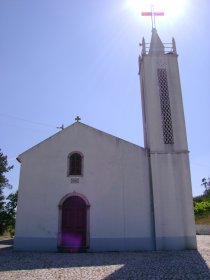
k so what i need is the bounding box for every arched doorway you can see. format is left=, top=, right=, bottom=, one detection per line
left=58, top=194, right=89, bottom=251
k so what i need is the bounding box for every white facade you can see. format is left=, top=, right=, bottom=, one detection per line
left=14, top=29, right=196, bottom=252
left=15, top=122, right=154, bottom=251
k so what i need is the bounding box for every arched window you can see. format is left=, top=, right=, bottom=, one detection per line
left=68, top=153, right=82, bottom=176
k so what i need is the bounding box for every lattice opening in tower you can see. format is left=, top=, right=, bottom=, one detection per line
left=157, top=68, right=174, bottom=144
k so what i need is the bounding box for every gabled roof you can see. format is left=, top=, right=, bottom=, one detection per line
left=17, top=121, right=145, bottom=162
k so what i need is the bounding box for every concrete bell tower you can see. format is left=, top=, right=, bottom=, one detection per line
left=139, top=28, right=197, bottom=250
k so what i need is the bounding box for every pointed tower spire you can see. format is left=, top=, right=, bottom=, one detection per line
left=149, top=28, right=164, bottom=55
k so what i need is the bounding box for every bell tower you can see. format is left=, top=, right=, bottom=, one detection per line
left=139, top=28, right=197, bottom=250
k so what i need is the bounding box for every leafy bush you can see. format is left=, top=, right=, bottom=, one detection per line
left=194, top=200, right=210, bottom=216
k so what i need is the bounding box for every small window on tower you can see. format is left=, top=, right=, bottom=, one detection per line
left=68, top=152, right=83, bottom=176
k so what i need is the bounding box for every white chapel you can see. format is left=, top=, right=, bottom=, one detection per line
left=14, top=28, right=197, bottom=252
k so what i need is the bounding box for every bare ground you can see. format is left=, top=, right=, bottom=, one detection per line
left=0, top=236, right=209, bottom=279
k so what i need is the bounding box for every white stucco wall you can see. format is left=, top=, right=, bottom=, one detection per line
left=15, top=122, right=153, bottom=251
left=151, top=152, right=196, bottom=249
left=140, top=54, right=188, bottom=151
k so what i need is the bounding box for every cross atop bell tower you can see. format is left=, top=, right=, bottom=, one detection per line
left=141, top=5, right=164, bottom=29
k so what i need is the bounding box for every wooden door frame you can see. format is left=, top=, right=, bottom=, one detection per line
left=57, top=192, right=90, bottom=250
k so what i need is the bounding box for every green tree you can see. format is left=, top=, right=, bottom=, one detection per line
left=194, top=177, right=210, bottom=222
left=201, top=178, right=210, bottom=198
left=0, top=149, right=13, bottom=235
left=4, top=191, right=18, bottom=236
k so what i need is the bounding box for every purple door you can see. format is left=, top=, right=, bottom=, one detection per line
left=61, top=196, right=87, bottom=249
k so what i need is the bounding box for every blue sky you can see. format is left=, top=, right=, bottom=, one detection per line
left=0, top=0, right=209, bottom=196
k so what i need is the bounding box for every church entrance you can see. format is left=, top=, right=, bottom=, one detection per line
left=60, top=195, right=88, bottom=251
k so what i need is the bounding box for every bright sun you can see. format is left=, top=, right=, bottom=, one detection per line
left=126, top=0, right=189, bottom=22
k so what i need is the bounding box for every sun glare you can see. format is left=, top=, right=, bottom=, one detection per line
left=126, top=0, right=189, bottom=22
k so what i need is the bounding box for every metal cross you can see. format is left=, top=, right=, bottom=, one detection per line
left=75, top=116, right=81, bottom=122
left=141, top=5, right=164, bottom=29
left=56, top=124, right=64, bottom=130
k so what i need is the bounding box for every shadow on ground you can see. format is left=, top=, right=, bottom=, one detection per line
left=103, top=251, right=210, bottom=279
left=0, top=245, right=210, bottom=279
